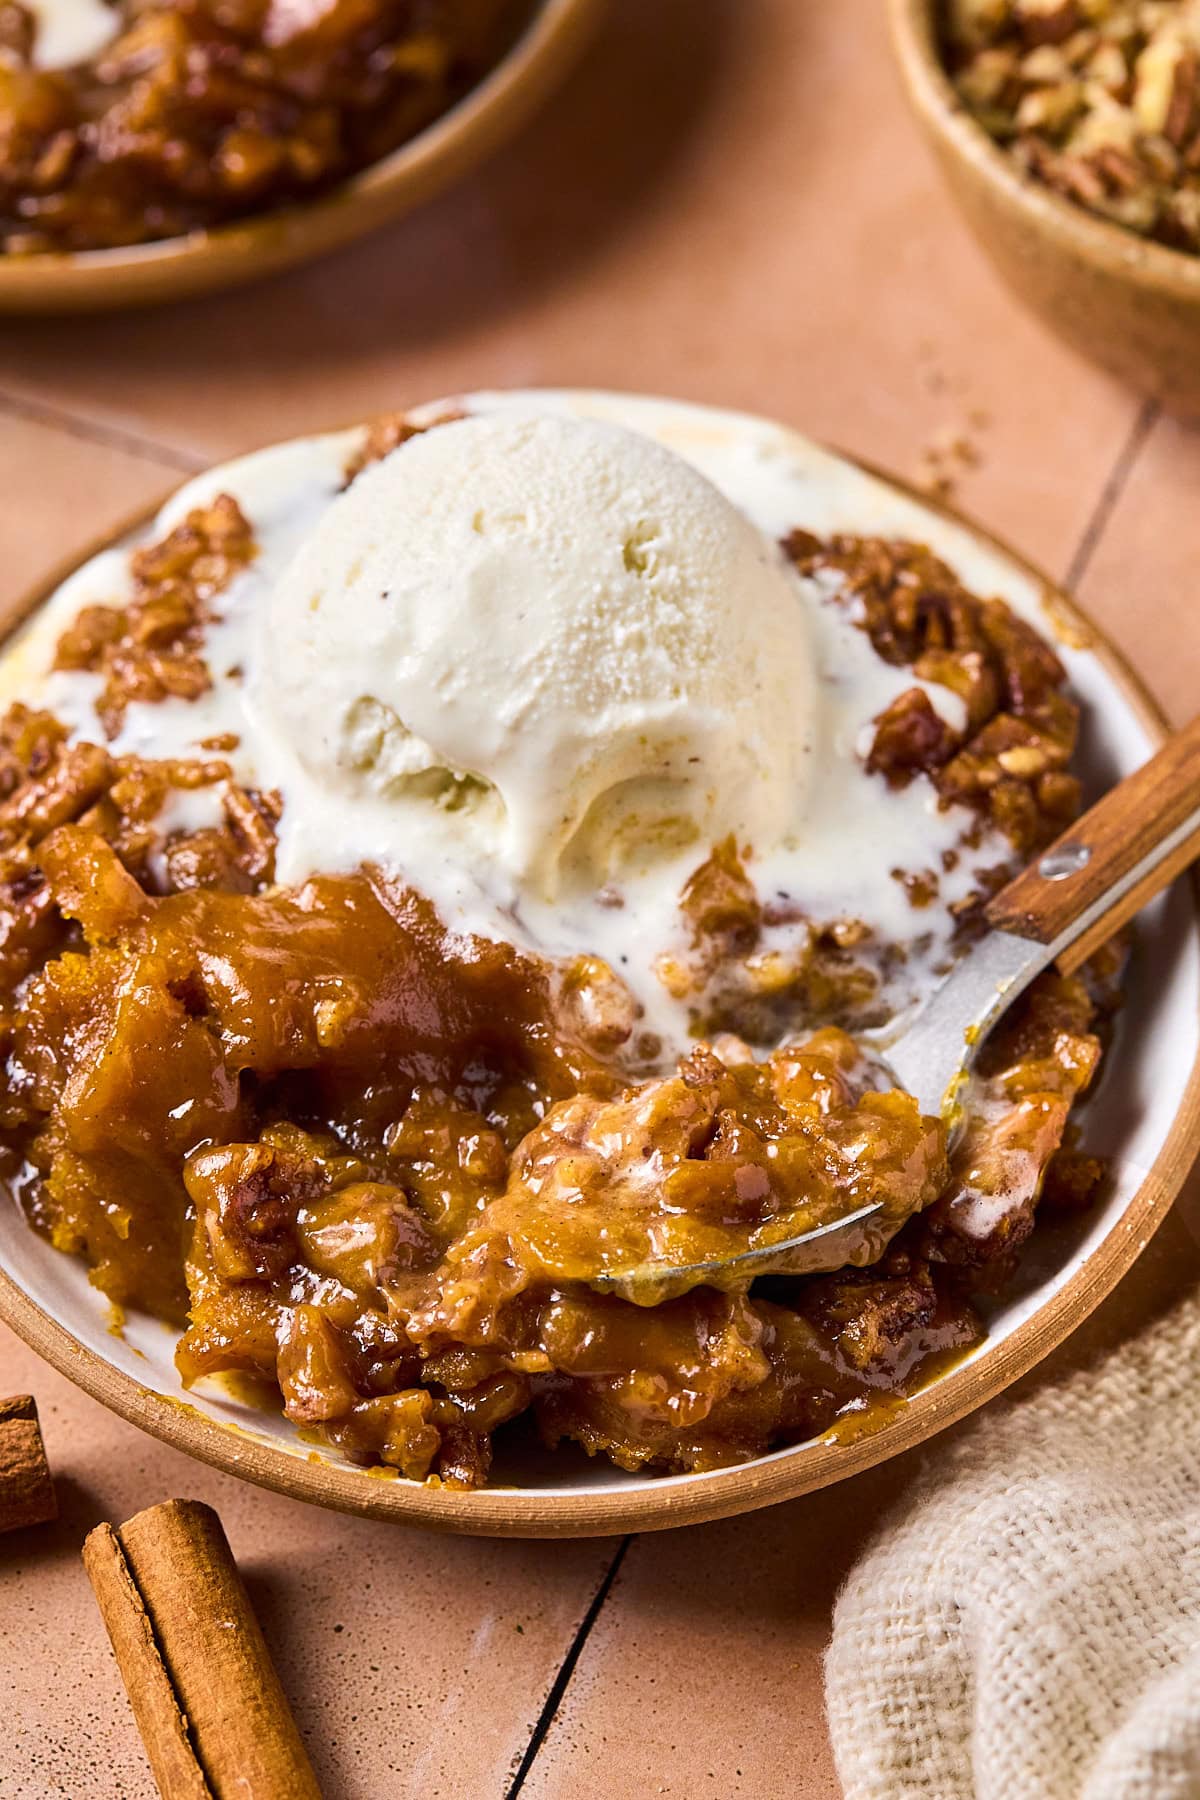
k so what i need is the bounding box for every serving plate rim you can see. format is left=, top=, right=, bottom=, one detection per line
left=0, top=413, right=1196, bottom=1538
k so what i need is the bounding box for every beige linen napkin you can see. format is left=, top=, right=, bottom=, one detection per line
left=824, top=1294, right=1200, bottom=1800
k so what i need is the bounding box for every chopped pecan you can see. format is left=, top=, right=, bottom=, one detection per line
left=1014, top=0, right=1081, bottom=49
left=53, top=495, right=255, bottom=738
left=784, top=533, right=1080, bottom=853
left=185, top=1141, right=327, bottom=1283
left=866, top=688, right=955, bottom=782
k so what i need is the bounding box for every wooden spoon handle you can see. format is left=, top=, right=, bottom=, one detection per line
left=985, top=712, right=1200, bottom=975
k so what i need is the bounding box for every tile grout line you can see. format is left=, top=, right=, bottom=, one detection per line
left=505, top=1535, right=634, bottom=1798
left=0, top=385, right=205, bottom=474
left=1062, top=396, right=1159, bottom=595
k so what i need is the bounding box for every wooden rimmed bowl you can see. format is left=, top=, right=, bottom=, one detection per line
left=0, top=0, right=602, bottom=316
left=889, top=0, right=1200, bottom=418
left=0, top=394, right=1197, bottom=1537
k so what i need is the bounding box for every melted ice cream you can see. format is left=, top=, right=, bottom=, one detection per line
left=1, top=391, right=1045, bottom=1060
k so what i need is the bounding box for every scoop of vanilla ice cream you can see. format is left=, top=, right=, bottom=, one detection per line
left=258, top=411, right=816, bottom=895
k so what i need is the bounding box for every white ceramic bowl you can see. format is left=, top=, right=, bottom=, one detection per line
left=1, top=393, right=1196, bottom=1536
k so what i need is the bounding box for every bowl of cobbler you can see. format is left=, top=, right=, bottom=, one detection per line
left=891, top=0, right=1200, bottom=417
left=0, top=0, right=600, bottom=312
left=0, top=389, right=1196, bottom=1536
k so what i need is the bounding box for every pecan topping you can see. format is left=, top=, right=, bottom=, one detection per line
left=54, top=494, right=255, bottom=738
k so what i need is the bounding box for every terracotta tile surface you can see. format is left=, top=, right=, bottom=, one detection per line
left=0, top=410, right=193, bottom=619
left=1, top=1, right=1198, bottom=1797
left=0, top=1326, right=619, bottom=1800
left=1076, top=409, right=1200, bottom=730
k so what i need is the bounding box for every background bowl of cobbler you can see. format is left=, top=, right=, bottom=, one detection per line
left=0, top=407, right=1197, bottom=1537
left=889, top=0, right=1200, bottom=419
left=0, top=0, right=602, bottom=316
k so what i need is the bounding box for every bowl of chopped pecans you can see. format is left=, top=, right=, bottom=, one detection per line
left=890, top=0, right=1200, bottom=417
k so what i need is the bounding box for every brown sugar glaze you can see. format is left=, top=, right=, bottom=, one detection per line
left=0, top=433, right=1120, bottom=1489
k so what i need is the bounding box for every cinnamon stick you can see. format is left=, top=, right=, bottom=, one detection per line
left=83, top=1498, right=322, bottom=1800
left=0, top=1394, right=57, bottom=1532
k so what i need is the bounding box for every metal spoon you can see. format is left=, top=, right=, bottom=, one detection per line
left=596, top=713, right=1200, bottom=1303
